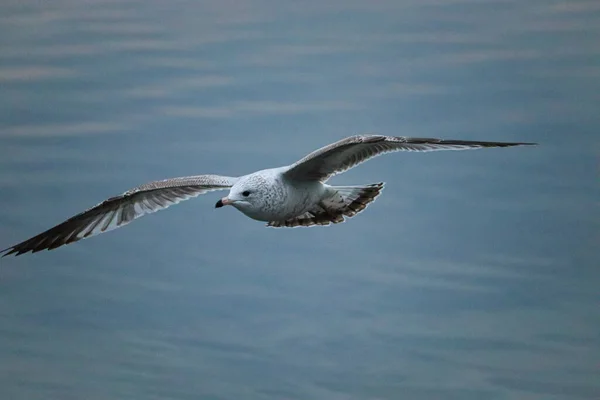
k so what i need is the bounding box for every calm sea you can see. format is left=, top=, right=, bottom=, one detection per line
left=1, top=1, right=598, bottom=399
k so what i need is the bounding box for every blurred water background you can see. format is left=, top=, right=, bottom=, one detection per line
left=0, top=1, right=599, bottom=399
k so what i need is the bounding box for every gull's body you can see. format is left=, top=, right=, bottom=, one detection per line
left=226, top=167, right=329, bottom=222
left=1, top=134, right=536, bottom=256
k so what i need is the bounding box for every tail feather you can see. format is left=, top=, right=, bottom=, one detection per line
left=334, top=183, right=384, bottom=217
left=267, top=182, right=384, bottom=228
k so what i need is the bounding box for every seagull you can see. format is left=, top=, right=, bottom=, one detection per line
left=1, top=135, right=535, bottom=256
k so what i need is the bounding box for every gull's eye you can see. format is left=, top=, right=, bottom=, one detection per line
left=242, top=190, right=251, bottom=197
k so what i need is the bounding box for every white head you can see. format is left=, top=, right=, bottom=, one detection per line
left=214, top=174, right=271, bottom=218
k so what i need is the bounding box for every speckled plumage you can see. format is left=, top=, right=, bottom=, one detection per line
left=1, top=134, right=535, bottom=256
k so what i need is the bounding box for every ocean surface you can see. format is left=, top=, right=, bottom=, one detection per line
left=1, top=1, right=598, bottom=399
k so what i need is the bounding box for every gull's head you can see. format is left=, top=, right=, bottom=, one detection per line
left=215, top=175, right=266, bottom=214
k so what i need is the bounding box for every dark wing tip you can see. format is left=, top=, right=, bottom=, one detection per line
left=0, top=248, right=16, bottom=257
left=413, top=138, right=538, bottom=147
left=1, top=245, right=27, bottom=257
left=398, top=137, right=539, bottom=151
left=1, top=243, right=37, bottom=257
left=492, top=141, right=538, bottom=147
left=1, top=234, right=80, bottom=257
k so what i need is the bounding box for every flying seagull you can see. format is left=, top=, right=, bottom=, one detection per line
left=1, top=135, right=535, bottom=256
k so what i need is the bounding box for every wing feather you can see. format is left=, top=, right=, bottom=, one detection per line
left=284, top=135, right=536, bottom=181
left=1, top=174, right=237, bottom=256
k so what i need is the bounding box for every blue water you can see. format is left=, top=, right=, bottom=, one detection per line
left=1, top=1, right=599, bottom=399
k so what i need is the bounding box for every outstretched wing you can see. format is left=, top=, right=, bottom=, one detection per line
left=1, top=174, right=237, bottom=256
left=284, top=135, right=536, bottom=182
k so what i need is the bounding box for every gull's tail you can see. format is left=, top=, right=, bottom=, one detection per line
left=332, top=183, right=385, bottom=218
left=267, top=183, right=384, bottom=228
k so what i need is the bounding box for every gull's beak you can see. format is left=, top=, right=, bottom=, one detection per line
left=215, top=197, right=233, bottom=208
